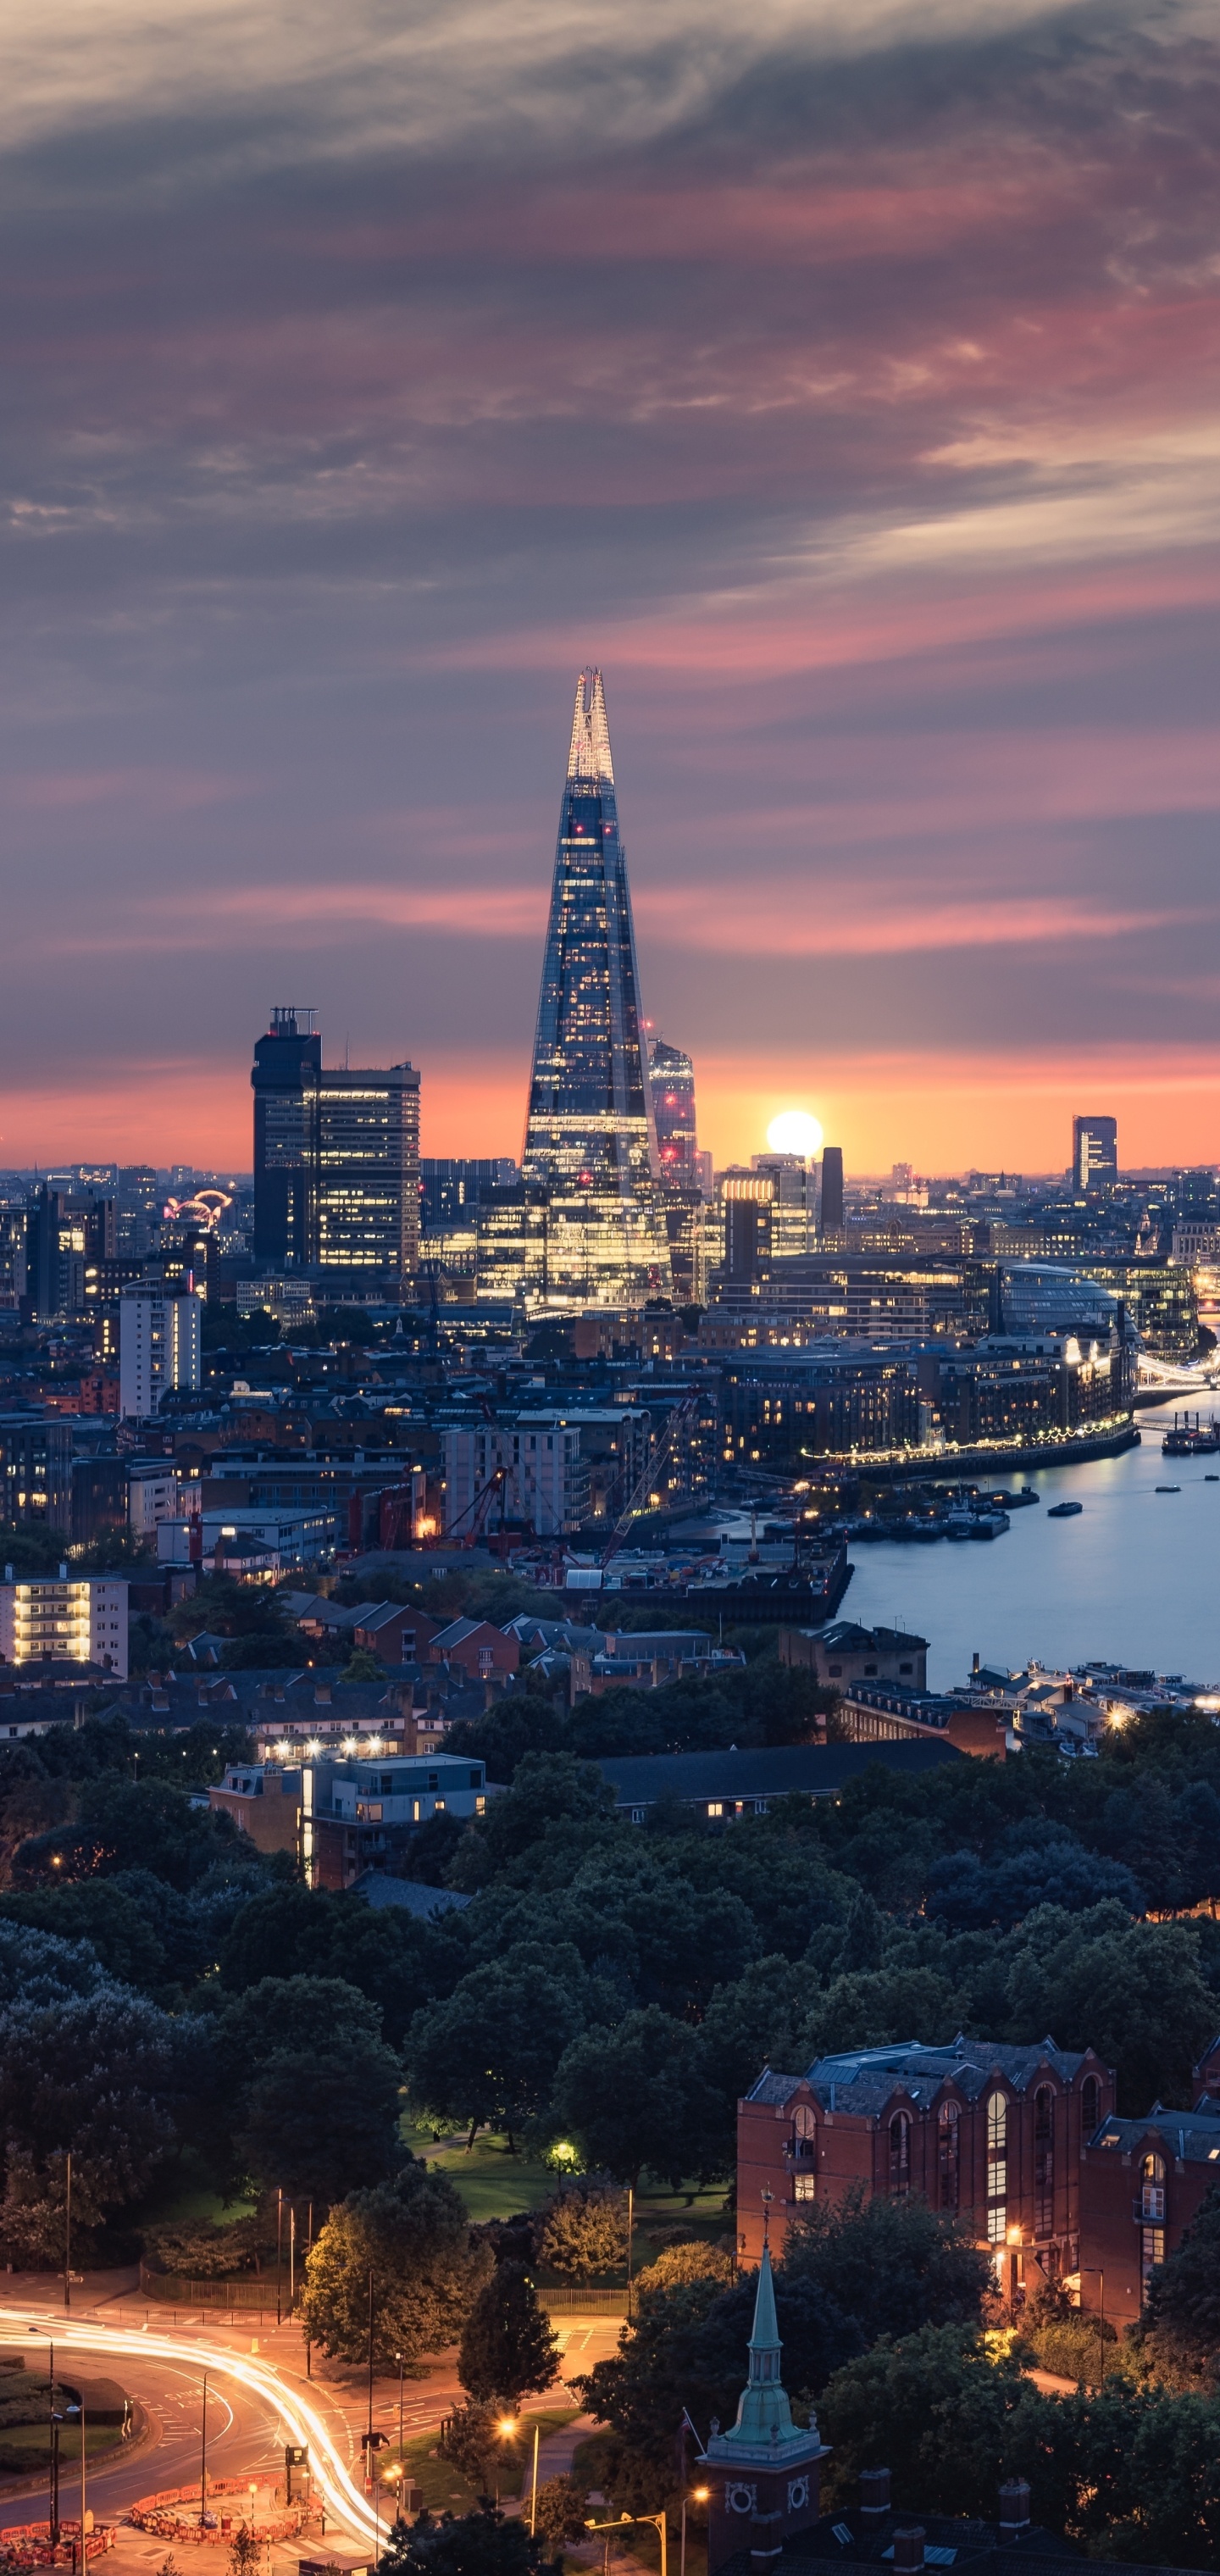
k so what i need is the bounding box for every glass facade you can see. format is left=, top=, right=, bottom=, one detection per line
left=523, top=671, right=672, bottom=1308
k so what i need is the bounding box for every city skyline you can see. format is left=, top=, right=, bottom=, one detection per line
left=3, top=1, right=1220, bottom=1174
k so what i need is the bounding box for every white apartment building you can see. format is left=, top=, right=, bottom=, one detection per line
left=0, top=1571, right=128, bottom=1677
left=127, top=1457, right=183, bottom=1539
left=442, top=1417, right=591, bottom=1537
left=119, top=1283, right=202, bottom=1419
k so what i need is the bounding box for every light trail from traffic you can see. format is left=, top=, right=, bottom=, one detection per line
left=0, top=2307, right=380, bottom=2553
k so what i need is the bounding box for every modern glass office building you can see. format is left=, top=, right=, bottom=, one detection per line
left=523, top=670, right=672, bottom=1307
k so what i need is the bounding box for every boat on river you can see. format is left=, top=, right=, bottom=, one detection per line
left=1046, top=1499, right=1083, bottom=1518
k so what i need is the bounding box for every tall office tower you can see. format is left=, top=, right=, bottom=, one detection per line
left=523, top=669, right=672, bottom=1307
left=252, top=1007, right=322, bottom=1268
left=252, top=1010, right=419, bottom=1287
left=820, top=1146, right=845, bottom=1232
left=315, top=1065, right=420, bottom=1280
left=1073, top=1114, right=1118, bottom=1195
left=649, top=1036, right=705, bottom=1304
left=752, top=1152, right=814, bottom=1255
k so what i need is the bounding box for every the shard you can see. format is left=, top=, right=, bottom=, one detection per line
left=523, top=670, right=673, bottom=1307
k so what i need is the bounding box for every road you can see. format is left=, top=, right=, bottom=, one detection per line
left=0, top=2284, right=624, bottom=2568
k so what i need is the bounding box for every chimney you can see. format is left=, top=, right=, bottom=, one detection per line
left=860, top=2470, right=891, bottom=2520
left=972, top=1651, right=979, bottom=1674
left=892, top=2534, right=924, bottom=2572
left=998, top=2482, right=1031, bottom=2535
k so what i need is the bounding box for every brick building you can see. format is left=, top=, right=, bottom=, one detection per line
left=739, top=2038, right=1114, bottom=2304
left=429, top=1616, right=519, bottom=1682
left=1077, top=2034, right=1220, bottom=2328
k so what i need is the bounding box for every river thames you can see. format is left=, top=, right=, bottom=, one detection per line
left=842, top=1398, right=1220, bottom=1692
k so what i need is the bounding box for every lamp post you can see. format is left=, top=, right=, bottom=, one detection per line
left=626, top=2187, right=634, bottom=2318
left=366, top=2269, right=376, bottom=2487
left=680, top=2488, right=709, bottom=2576
left=28, top=2329, right=59, bottom=2545
left=64, top=2152, right=72, bottom=2316
left=396, top=2351, right=404, bottom=2485
left=529, top=2423, right=541, bottom=2538
left=276, top=2190, right=284, bottom=2329
left=200, top=2372, right=208, bottom=2528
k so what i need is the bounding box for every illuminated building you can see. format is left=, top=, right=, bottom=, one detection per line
left=315, top=1066, right=419, bottom=1280
left=0, top=1416, right=74, bottom=1533
left=0, top=1571, right=128, bottom=1677
left=119, top=1280, right=202, bottom=1419
left=752, top=1152, right=814, bottom=1256
left=649, top=1037, right=706, bottom=1304
left=1073, top=1113, right=1117, bottom=1193
left=523, top=670, right=672, bottom=1308
left=720, top=1170, right=774, bottom=1280
left=252, top=1008, right=420, bottom=1289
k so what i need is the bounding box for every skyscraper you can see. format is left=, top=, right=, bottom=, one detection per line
left=820, top=1146, right=845, bottom=1233
left=1073, top=1114, right=1118, bottom=1194
left=251, top=1008, right=420, bottom=1289
left=523, top=671, right=672, bottom=1307
left=252, top=1007, right=321, bottom=1269
left=649, top=1035, right=705, bottom=1304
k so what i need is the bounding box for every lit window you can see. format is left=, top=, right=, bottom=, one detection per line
left=986, top=2090, right=1007, bottom=2243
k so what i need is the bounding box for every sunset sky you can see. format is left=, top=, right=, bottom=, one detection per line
left=3, top=0, right=1220, bottom=1177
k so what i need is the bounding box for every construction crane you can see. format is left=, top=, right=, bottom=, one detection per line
left=601, top=1388, right=702, bottom=1572
left=445, top=1462, right=511, bottom=1548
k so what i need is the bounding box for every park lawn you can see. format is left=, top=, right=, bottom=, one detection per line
left=386, top=2407, right=580, bottom=2517
left=409, top=2130, right=555, bottom=2223
left=0, top=2423, right=126, bottom=2474
left=125, top=2151, right=256, bottom=2235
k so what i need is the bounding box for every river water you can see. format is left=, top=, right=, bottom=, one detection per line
left=840, top=1399, right=1220, bottom=1691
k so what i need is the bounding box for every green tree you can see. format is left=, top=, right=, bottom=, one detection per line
left=236, top=2029, right=406, bottom=2205
left=0, top=1883, right=166, bottom=1989
left=1136, top=2182, right=1220, bottom=2385
left=548, top=2007, right=718, bottom=2188
left=635, top=2243, right=735, bottom=2293
left=536, top=2185, right=629, bottom=2281
left=16, top=1775, right=238, bottom=1890
left=298, top=2162, right=491, bottom=2368
left=342, top=1648, right=385, bottom=1685
left=378, top=2504, right=560, bottom=2576
left=458, top=2262, right=559, bottom=2407
left=448, top=1756, right=615, bottom=1890
left=1002, top=1903, right=1217, bottom=2108
left=0, top=1978, right=177, bottom=2259
left=530, top=2478, right=589, bottom=2548
left=818, top=2325, right=1039, bottom=2515
left=406, top=1948, right=587, bottom=2146
left=216, top=1886, right=446, bottom=2049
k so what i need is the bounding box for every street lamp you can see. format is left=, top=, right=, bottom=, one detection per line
left=680, top=2488, right=709, bottom=2576
left=29, top=2329, right=59, bottom=2542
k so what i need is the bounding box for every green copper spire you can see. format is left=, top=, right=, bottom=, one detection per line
left=703, top=2242, right=823, bottom=2464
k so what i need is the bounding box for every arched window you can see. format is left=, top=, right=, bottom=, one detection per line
left=1081, top=2075, right=1101, bottom=2136
left=938, top=2101, right=960, bottom=2212
left=889, top=2110, right=911, bottom=2196
left=1140, top=2150, right=1165, bottom=2221
left=1034, top=2087, right=1055, bottom=2239
left=986, top=2090, right=1007, bottom=2245
left=792, top=2104, right=816, bottom=2154
left=1140, top=2150, right=1166, bottom=2280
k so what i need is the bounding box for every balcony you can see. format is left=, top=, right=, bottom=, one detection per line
left=1134, top=2190, right=1166, bottom=2223
left=783, top=2140, right=817, bottom=2167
